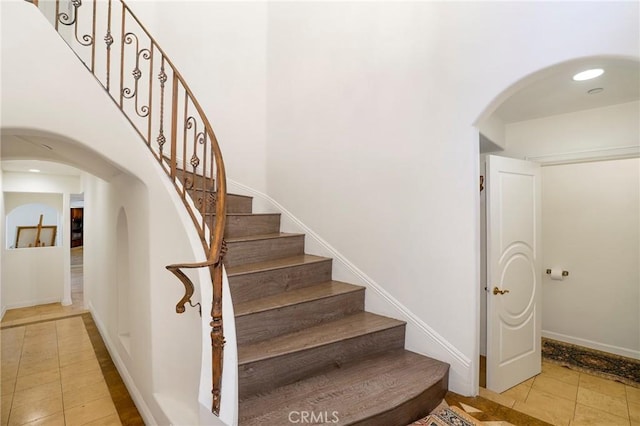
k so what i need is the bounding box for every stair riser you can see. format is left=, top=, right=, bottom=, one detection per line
left=350, top=374, right=448, bottom=426
left=225, top=236, right=305, bottom=268
left=238, top=325, right=406, bottom=399
left=186, top=189, right=253, bottom=214
left=238, top=349, right=449, bottom=426
left=207, top=214, right=281, bottom=239
left=235, top=290, right=365, bottom=345
left=229, top=260, right=333, bottom=304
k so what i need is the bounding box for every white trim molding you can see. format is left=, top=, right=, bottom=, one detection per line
left=88, top=303, right=157, bottom=425
left=527, top=145, right=640, bottom=166
left=227, top=179, right=474, bottom=395
left=4, top=297, right=63, bottom=311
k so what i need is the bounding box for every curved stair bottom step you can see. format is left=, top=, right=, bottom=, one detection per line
left=238, top=349, right=449, bottom=426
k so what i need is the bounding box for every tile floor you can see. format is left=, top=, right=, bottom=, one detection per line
left=1, top=249, right=143, bottom=426
left=440, top=392, right=552, bottom=425
left=480, top=361, right=640, bottom=426
left=1, top=316, right=121, bottom=425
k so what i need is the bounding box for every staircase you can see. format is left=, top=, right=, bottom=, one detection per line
left=189, top=175, right=450, bottom=425
left=28, top=0, right=449, bottom=420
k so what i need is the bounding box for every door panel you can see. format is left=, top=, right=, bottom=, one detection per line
left=486, top=155, right=541, bottom=393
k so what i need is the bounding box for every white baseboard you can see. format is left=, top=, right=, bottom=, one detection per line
left=542, top=330, right=640, bottom=360
left=4, top=297, right=62, bottom=310
left=227, top=179, right=473, bottom=395
left=88, top=303, right=157, bottom=425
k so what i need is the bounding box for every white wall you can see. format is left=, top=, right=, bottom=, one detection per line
left=2, top=2, right=233, bottom=424
left=265, top=1, right=639, bottom=394
left=542, top=158, right=639, bottom=358
left=2, top=190, right=65, bottom=309
left=479, top=114, right=507, bottom=152
left=504, top=101, right=639, bottom=161
left=499, top=101, right=639, bottom=358
left=116, top=0, right=640, bottom=396
left=126, top=0, right=268, bottom=194
left=2, top=179, right=77, bottom=311
left=3, top=171, right=81, bottom=246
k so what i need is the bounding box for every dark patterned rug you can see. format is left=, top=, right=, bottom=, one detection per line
left=542, top=338, right=640, bottom=387
left=411, top=407, right=475, bottom=426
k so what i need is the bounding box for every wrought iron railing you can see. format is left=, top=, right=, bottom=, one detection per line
left=31, top=0, right=227, bottom=415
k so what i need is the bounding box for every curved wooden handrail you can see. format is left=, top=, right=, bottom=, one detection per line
left=32, top=0, right=228, bottom=415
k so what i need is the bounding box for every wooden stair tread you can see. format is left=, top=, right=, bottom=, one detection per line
left=226, top=254, right=330, bottom=276
left=225, top=232, right=304, bottom=243
left=238, top=312, right=404, bottom=364
left=234, top=281, right=363, bottom=317
left=239, top=349, right=449, bottom=425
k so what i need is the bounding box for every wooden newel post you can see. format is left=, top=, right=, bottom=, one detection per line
left=210, top=258, right=225, bottom=415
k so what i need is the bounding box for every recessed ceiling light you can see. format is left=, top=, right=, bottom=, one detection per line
left=588, top=88, right=604, bottom=95
left=573, top=68, right=604, bottom=81
left=29, top=169, right=41, bottom=173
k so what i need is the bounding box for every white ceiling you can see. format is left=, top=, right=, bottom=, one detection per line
left=2, top=159, right=83, bottom=176
left=1, top=134, right=124, bottom=180
left=493, top=57, right=640, bottom=124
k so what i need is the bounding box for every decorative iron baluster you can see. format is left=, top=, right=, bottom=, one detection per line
left=157, top=58, right=168, bottom=157
left=32, top=0, right=228, bottom=415
left=196, top=192, right=217, bottom=213
left=55, top=0, right=59, bottom=31
left=122, top=32, right=151, bottom=118
left=182, top=93, right=191, bottom=191
left=90, top=0, right=96, bottom=72
left=146, top=43, right=154, bottom=144
left=170, top=72, right=178, bottom=180
left=58, top=0, right=94, bottom=48
left=119, top=5, right=125, bottom=108
left=104, top=0, right=113, bottom=90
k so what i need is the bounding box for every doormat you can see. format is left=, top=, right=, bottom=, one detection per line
left=542, top=338, right=640, bottom=387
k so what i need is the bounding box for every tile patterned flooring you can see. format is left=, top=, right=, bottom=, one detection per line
left=479, top=360, right=640, bottom=426
left=1, top=314, right=141, bottom=426
left=1, top=251, right=143, bottom=426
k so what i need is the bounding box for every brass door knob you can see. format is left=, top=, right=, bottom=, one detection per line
left=493, top=287, right=510, bottom=295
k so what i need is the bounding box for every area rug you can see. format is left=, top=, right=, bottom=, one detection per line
left=411, top=407, right=477, bottom=426
left=542, top=338, right=640, bottom=387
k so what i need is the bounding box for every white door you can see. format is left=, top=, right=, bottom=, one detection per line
left=486, top=155, right=541, bottom=393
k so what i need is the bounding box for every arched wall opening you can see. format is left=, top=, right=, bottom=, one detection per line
left=6, top=201, right=61, bottom=249
left=2, top=3, right=233, bottom=416
left=2, top=196, right=65, bottom=308
left=474, top=55, right=640, bottom=394
left=116, top=207, right=132, bottom=356
left=1, top=129, right=150, bottom=333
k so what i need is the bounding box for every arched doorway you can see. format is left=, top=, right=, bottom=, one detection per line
left=475, top=56, right=639, bottom=396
